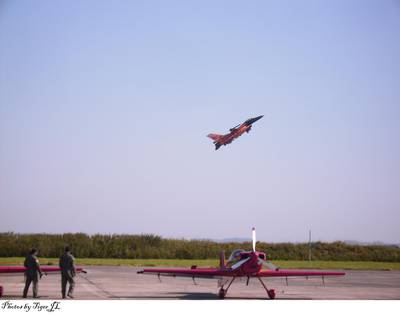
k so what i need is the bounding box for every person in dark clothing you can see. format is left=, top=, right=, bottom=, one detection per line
left=22, top=248, right=44, bottom=298
left=59, top=246, right=76, bottom=299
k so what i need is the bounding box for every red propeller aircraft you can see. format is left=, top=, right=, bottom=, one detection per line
left=0, top=265, right=86, bottom=297
left=138, top=228, right=345, bottom=299
left=207, top=115, right=263, bottom=150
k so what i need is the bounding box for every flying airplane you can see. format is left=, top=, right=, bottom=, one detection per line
left=207, top=115, right=264, bottom=150
left=0, top=265, right=86, bottom=297
left=138, top=228, right=345, bottom=299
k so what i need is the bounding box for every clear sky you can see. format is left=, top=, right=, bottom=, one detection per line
left=1, top=1, right=399, bottom=243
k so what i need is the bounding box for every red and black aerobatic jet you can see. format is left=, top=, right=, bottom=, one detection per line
left=138, top=228, right=345, bottom=299
left=207, top=115, right=264, bottom=150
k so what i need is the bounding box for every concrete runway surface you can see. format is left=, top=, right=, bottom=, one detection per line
left=1, top=266, right=399, bottom=300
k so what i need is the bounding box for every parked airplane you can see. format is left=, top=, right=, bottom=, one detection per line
left=207, top=115, right=263, bottom=150
left=138, top=228, right=345, bottom=299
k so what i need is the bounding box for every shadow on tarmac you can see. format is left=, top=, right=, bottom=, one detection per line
left=110, top=292, right=312, bottom=300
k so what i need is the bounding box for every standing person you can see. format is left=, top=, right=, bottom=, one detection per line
left=59, top=246, right=76, bottom=299
left=22, top=248, right=44, bottom=298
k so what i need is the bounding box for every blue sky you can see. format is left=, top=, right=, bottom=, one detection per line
left=1, top=1, right=399, bottom=242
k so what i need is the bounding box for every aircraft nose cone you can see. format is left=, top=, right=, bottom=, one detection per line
left=246, top=115, right=263, bottom=125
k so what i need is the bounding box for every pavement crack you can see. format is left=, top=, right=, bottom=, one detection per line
left=78, top=274, right=114, bottom=298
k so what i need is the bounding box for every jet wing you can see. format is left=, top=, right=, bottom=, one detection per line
left=257, top=269, right=345, bottom=278
left=138, top=267, right=230, bottom=279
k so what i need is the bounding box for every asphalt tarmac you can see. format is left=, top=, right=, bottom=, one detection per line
left=1, top=266, right=399, bottom=300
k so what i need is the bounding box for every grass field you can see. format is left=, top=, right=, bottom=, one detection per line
left=1, top=257, right=400, bottom=270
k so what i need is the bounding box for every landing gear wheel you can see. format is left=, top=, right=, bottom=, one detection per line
left=0, top=285, right=3, bottom=297
left=218, top=288, right=226, bottom=299
left=267, top=289, right=276, bottom=299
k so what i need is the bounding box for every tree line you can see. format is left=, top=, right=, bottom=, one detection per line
left=0, top=232, right=399, bottom=262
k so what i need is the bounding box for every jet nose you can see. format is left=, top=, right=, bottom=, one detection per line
left=246, top=115, right=264, bottom=125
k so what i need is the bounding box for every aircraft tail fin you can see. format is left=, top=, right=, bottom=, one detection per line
left=219, top=250, right=226, bottom=270
left=207, top=134, right=222, bottom=150
left=207, top=133, right=222, bottom=142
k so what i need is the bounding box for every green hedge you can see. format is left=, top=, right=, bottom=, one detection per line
left=0, top=233, right=398, bottom=262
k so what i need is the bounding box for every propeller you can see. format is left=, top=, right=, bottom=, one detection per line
left=252, top=227, right=279, bottom=271
left=231, top=257, right=251, bottom=270
left=252, top=227, right=256, bottom=252
left=258, top=258, right=279, bottom=271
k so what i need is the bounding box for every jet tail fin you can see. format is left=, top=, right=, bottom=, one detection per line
left=219, top=250, right=226, bottom=270
left=207, top=134, right=222, bottom=150
left=207, top=133, right=222, bottom=142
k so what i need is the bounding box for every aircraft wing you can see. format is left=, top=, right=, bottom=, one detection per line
left=257, top=269, right=345, bottom=278
left=139, top=267, right=344, bottom=279
left=0, top=266, right=86, bottom=275
left=138, top=267, right=229, bottom=279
